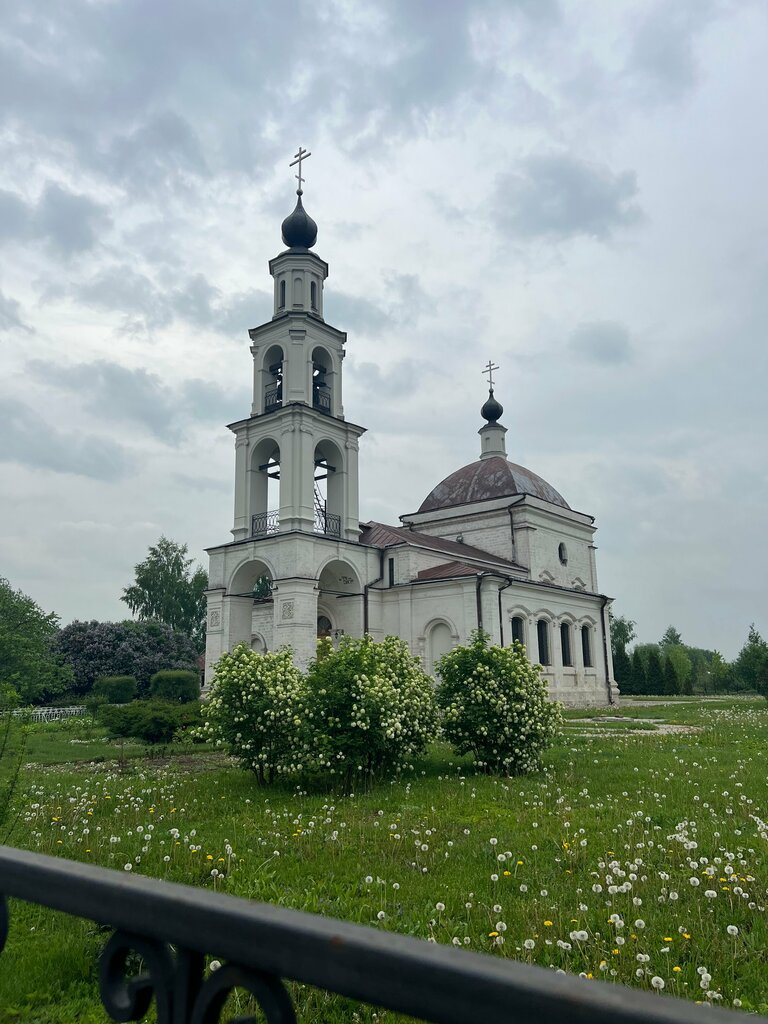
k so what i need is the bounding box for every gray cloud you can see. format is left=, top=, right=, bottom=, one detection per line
left=495, top=152, right=643, bottom=241
left=28, top=359, right=249, bottom=440
left=105, top=111, right=210, bottom=196
left=0, top=291, right=32, bottom=334
left=0, top=397, right=134, bottom=480
left=569, top=321, right=633, bottom=365
left=0, top=183, right=109, bottom=255
left=625, top=1, right=718, bottom=101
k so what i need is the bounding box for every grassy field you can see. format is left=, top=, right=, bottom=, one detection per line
left=1, top=697, right=767, bottom=1022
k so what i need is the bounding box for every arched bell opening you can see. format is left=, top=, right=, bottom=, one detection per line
left=227, top=559, right=275, bottom=652
left=313, top=438, right=343, bottom=538
left=311, top=346, right=333, bottom=415
left=262, top=344, right=284, bottom=414
left=317, top=560, right=362, bottom=640
left=250, top=437, right=281, bottom=537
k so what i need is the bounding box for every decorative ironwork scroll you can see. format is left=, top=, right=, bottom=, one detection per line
left=0, top=846, right=756, bottom=1024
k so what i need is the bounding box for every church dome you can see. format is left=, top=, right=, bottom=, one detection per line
left=418, top=455, right=570, bottom=513
left=480, top=388, right=503, bottom=423
left=281, top=192, right=318, bottom=249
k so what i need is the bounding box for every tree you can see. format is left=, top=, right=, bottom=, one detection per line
left=645, top=647, right=665, bottom=696
left=666, top=645, right=692, bottom=694
left=662, top=655, right=680, bottom=695
left=629, top=647, right=646, bottom=694
left=122, top=537, right=208, bottom=651
left=659, top=625, right=683, bottom=649
left=0, top=578, right=73, bottom=704
left=613, top=645, right=632, bottom=693
left=610, top=613, right=637, bottom=658
left=709, top=651, right=734, bottom=693
left=733, top=625, right=768, bottom=691
left=53, top=620, right=199, bottom=696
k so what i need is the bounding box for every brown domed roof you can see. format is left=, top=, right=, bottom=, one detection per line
left=418, top=455, right=570, bottom=513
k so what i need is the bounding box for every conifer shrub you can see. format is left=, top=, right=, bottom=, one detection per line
left=92, top=675, right=137, bottom=704
left=436, top=630, right=561, bottom=775
left=305, top=635, right=438, bottom=784
left=98, top=700, right=201, bottom=743
left=201, top=645, right=307, bottom=784
left=149, top=669, right=199, bottom=703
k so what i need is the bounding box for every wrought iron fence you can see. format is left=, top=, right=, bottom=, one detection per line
left=251, top=510, right=280, bottom=537
left=0, top=846, right=751, bottom=1024
left=314, top=509, right=341, bottom=537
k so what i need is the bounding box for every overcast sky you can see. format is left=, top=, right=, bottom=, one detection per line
left=1, top=0, right=766, bottom=658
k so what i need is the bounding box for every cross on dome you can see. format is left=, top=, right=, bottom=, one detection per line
left=290, top=146, right=312, bottom=194
left=482, top=360, right=499, bottom=389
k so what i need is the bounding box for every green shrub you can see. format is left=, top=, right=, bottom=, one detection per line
left=436, top=630, right=561, bottom=775
left=149, top=669, right=199, bottom=703
left=92, top=675, right=137, bottom=704
left=305, top=634, right=438, bottom=784
left=98, top=700, right=201, bottom=744
left=201, top=645, right=307, bottom=784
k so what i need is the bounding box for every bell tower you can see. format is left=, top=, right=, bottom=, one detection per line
left=229, top=149, right=364, bottom=544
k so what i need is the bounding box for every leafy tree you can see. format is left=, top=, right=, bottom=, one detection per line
left=659, top=625, right=683, bottom=649
left=666, top=645, right=692, bottom=694
left=122, top=537, right=208, bottom=651
left=756, top=654, right=768, bottom=701
left=645, top=647, right=665, bottom=696
left=609, top=613, right=636, bottom=658
left=733, top=625, right=768, bottom=691
left=662, top=655, right=680, bottom=695
left=629, top=648, right=646, bottom=694
left=709, top=651, right=734, bottom=693
left=0, top=578, right=73, bottom=705
left=53, top=620, right=198, bottom=696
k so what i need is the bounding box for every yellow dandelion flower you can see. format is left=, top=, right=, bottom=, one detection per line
left=683, top=933, right=691, bottom=939
left=544, top=921, right=553, bottom=927
left=673, top=966, right=682, bottom=973
left=612, top=949, right=620, bottom=955
left=489, top=931, right=499, bottom=938
left=663, top=937, right=674, bottom=942
left=503, top=870, right=511, bottom=876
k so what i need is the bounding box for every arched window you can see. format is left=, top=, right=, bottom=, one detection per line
left=560, top=622, right=572, bottom=666
left=312, top=348, right=332, bottom=414
left=581, top=625, right=593, bottom=668
left=317, top=615, right=333, bottom=638
left=537, top=619, right=550, bottom=666
left=279, top=280, right=286, bottom=308
left=558, top=542, right=568, bottom=565
left=310, top=280, right=318, bottom=310
left=511, top=616, right=525, bottom=646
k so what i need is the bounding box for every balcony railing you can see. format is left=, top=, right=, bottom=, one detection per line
left=0, top=845, right=753, bottom=1024
left=312, top=387, right=331, bottom=414
left=251, top=510, right=279, bottom=537
left=314, top=509, right=341, bottom=537
left=264, top=383, right=281, bottom=412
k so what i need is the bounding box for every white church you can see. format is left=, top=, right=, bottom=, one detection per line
left=204, top=163, right=618, bottom=707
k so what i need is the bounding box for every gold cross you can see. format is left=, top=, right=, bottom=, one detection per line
left=289, top=146, right=312, bottom=192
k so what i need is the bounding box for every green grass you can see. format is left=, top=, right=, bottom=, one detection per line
left=1, top=699, right=768, bottom=1021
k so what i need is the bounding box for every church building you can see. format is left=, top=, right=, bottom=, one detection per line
left=204, top=164, right=618, bottom=707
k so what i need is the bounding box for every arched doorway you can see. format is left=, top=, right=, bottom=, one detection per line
left=317, top=560, right=362, bottom=640
left=228, top=559, right=275, bottom=652
left=426, top=620, right=455, bottom=677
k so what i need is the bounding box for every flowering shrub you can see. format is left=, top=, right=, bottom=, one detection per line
left=436, top=630, right=561, bottom=774
left=201, top=644, right=307, bottom=784
left=305, top=635, right=437, bottom=784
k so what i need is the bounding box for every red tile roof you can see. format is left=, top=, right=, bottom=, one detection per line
left=416, top=561, right=485, bottom=581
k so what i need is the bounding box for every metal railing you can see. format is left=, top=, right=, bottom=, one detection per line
left=251, top=510, right=280, bottom=537
left=0, top=846, right=751, bottom=1024
left=264, top=383, right=281, bottom=412
left=312, top=387, right=331, bottom=414
left=14, top=705, right=85, bottom=722
left=314, top=509, right=341, bottom=537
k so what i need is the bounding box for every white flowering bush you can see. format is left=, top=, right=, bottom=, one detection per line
left=201, top=644, right=307, bottom=784
left=305, top=634, right=438, bottom=784
left=436, top=629, right=562, bottom=775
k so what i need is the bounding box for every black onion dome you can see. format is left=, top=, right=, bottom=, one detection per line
left=281, top=191, right=318, bottom=249
left=481, top=388, right=503, bottom=423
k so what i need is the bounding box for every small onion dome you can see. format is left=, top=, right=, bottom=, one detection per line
left=281, top=191, right=318, bottom=249
left=481, top=387, right=503, bottom=423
